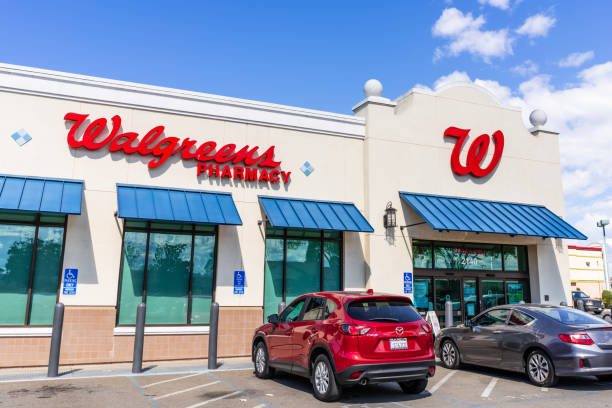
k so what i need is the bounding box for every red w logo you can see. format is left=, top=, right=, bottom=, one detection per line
left=444, top=127, right=504, bottom=178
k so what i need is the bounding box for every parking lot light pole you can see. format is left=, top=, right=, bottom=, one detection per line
left=598, top=219, right=610, bottom=291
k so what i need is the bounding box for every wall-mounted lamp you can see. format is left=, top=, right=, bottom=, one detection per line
left=384, top=202, right=397, bottom=229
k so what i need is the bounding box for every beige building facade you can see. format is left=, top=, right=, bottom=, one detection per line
left=0, top=64, right=586, bottom=367
left=568, top=245, right=605, bottom=298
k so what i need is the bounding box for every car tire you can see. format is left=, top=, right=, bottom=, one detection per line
left=253, top=342, right=275, bottom=379
left=311, top=354, right=342, bottom=402
left=596, top=374, right=612, bottom=382
left=440, top=340, right=461, bottom=369
left=399, top=379, right=428, bottom=394
left=526, top=350, right=558, bottom=387
left=604, top=315, right=612, bottom=323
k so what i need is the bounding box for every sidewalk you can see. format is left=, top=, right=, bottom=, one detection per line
left=0, top=357, right=253, bottom=383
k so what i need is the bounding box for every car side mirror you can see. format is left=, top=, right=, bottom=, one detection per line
left=267, top=314, right=279, bottom=325
left=465, top=319, right=472, bottom=328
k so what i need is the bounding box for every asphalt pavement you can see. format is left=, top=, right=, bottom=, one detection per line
left=3, top=360, right=612, bottom=407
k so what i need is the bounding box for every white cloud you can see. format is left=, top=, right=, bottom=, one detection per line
left=511, top=60, right=539, bottom=76
left=559, top=51, right=595, bottom=68
left=432, top=8, right=513, bottom=62
left=425, top=62, right=612, bottom=245
left=434, top=71, right=471, bottom=88
left=477, top=0, right=511, bottom=10
left=516, top=13, right=556, bottom=38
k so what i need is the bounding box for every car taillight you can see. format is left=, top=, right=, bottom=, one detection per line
left=421, top=323, right=432, bottom=333
left=339, top=323, right=371, bottom=336
left=558, top=333, right=594, bottom=345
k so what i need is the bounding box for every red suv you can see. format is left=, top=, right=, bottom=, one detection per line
left=252, top=291, right=435, bottom=401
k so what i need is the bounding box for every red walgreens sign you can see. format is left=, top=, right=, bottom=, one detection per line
left=444, top=126, right=504, bottom=178
left=64, top=113, right=291, bottom=184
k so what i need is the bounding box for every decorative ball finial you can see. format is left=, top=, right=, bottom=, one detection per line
left=529, top=109, right=547, bottom=127
left=364, top=79, right=383, bottom=97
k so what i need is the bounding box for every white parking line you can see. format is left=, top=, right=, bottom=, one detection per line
left=143, top=373, right=202, bottom=388
left=153, top=381, right=219, bottom=400
left=428, top=371, right=456, bottom=393
left=481, top=378, right=498, bottom=398
left=252, top=405, right=266, bottom=408
left=184, top=390, right=242, bottom=408
left=541, top=387, right=549, bottom=392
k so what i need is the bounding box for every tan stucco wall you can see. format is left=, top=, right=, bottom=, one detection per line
left=355, top=85, right=570, bottom=305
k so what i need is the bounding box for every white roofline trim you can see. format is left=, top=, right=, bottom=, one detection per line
left=0, top=63, right=365, bottom=139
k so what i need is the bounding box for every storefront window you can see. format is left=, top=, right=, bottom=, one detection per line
left=0, top=214, right=66, bottom=326
left=412, top=241, right=526, bottom=272
left=116, top=222, right=217, bottom=325
left=434, top=243, right=502, bottom=270
left=412, top=242, right=432, bottom=269
left=503, top=246, right=528, bottom=271
left=263, top=225, right=342, bottom=320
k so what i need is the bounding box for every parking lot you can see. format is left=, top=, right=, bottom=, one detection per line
left=3, top=362, right=612, bottom=408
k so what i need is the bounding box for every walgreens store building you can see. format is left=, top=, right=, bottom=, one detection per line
left=0, top=64, right=585, bottom=367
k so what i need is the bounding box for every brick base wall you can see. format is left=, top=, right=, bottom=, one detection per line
left=0, top=305, right=262, bottom=368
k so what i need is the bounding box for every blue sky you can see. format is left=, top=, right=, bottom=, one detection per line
left=1, top=1, right=611, bottom=252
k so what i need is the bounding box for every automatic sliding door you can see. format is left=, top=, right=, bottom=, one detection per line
left=435, top=279, right=462, bottom=326
left=463, top=279, right=478, bottom=320
left=482, top=280, right=505, bottom=310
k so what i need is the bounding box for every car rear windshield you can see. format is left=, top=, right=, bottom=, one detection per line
left=346, top=298, right=421, bottom=323
left=533, top=307, right=604, bottom=325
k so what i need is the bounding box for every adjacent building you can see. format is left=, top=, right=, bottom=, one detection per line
left=568, top=245, right=606, bottom=298
left=0, top=64, right=586, bottom=367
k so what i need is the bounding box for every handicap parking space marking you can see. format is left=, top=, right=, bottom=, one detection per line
left=183, top=390, right=242, bottom=408
left=541, top=386, right=549, bottom=392
left=153, top=380, right=220, bottom=400
left=480, top=377, right=498, bottom=398
left=203, top=371, right=279, bottom=408
left=428, top=371, right=456, bottom=394
left=143, top=373, right=203, bottom=388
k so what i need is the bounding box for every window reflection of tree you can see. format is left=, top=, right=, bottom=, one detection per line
left=147, top=235, right=191, bottom=297
left=1, top=238, right=33, bottom=291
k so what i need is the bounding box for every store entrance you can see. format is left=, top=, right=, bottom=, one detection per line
left=414, top=276, right=529, bottom=326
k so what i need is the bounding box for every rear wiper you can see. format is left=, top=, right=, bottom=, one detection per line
left=369, top=317, right=399, bottom=322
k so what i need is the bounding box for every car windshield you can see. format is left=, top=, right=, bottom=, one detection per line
left=533, top=307, right=604, bottom=325
left=347, top=298, right=421, bottom=323
left=574, top=292, right=590, bottom=298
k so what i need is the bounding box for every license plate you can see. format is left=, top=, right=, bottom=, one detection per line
left=389, top=338, right=408, bottom=350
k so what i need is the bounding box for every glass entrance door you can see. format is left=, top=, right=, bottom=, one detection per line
left=481, top=280, right=505, bottom=310
left=435, top=278, right=462, bottom=326
left=463, top=279, right=478, bottom=320
left=506, top=280, right=528, bottom=304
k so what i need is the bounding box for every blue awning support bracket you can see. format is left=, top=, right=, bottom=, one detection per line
left=258, top=196, right=374, bottom=232
left=116, top=184, right=242, bottom=225
left=399, top=192, right=587, bottom=240
left=0, top=174, right=83, bottom=215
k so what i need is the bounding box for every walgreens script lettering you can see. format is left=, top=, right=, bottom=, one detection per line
left=64, top=112, right=291, bottom=184
left=444, top=126, right=504, bottom=178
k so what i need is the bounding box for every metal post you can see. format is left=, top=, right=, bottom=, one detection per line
left=47, top=303, right=64, bottom=377
left=445, top=300, right=453, bottom=328
left=208, top=302, right=219, bottom=370
left=277, top=301, right=286, bottom=315
left=576, top=299, right=585, bottom=311
left=132, top=302, right=146, bottom=373
left=603, top=224, right=610, bottom=291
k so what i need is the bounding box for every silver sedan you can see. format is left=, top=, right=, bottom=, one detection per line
left=435, top=304, right=612, bottom=386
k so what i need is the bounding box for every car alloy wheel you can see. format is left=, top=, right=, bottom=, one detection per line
left=255, top=346, right=266, bottom=374
left=528, top=353, right=549, bottom=383
left=442, top=342, right=456, bottom=367
left=314, top=361, right=330, bottom=395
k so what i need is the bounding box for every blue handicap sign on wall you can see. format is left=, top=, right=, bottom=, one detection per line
left=403, top=272, right=413, bottom=294
left=234, top=270, right=245, bottom=294
left=63, top=268, right=78, bottom=295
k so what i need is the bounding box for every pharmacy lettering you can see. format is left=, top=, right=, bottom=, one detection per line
left=64, top=113, right=291, bottom=184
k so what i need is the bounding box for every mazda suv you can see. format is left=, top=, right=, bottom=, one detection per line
left=252, top=291, right=436, bottom=401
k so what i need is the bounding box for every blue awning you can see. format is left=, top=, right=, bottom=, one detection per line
left=259, top=196, right=373, bottom=232
left=0, top=174, right=83, bottom=215
left=400, top=192, right=587, bottom=240
left=117, top=184, right=242, bottom=225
